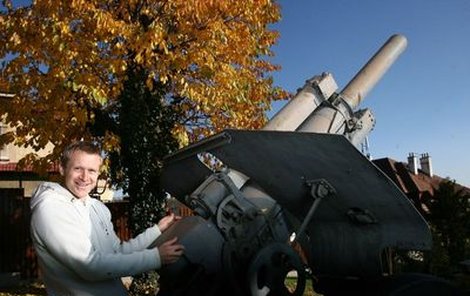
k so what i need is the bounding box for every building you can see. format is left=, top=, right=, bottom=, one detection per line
left=1, top=93, right=56, bottom=197
left=372, top=152, right=470, bottom=213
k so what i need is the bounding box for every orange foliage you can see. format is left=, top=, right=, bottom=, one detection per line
left=0, top=0, right=287, bottom=168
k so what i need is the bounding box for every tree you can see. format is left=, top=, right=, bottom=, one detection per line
left=0, top=0, right=286, bottom=171
left=1, top=0, right=286, bottom=292
left=107, top=66, right=180, bottom=294
left=423, top=179, right=470, bottom=276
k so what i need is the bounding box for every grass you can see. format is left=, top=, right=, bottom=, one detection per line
left=0, top=281, right=46, bottom=296
left=0, top=278, right=322, bottom=296
left=285, top=278, right=323, bottom=296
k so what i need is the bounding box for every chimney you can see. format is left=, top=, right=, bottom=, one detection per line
left=419, top=153, right=433, bottom=177
left=407, top=153, right=418, bottom=174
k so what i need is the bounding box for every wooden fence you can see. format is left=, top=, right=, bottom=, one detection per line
left=0, top=188, right=38, bottom=279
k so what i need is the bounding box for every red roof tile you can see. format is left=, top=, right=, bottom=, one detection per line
left=0, top=162, right=18, bottom=171
left=373, top=157, right=470, bottom=196
left=0, top=162, right=60, bottom=173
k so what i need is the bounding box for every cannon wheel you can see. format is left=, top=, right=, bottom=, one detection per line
left=247, top=243, right=306, bottom=296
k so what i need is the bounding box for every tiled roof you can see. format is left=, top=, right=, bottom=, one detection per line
left=0, top=162, right=18, bottom=171
left=372, top=158, right=411, bottom=193
left=372, top=157, right=469, bottom=196
left=0, top=162, right=60, bottom=173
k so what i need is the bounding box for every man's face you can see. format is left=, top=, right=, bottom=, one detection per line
left=60, top=150, right=102, bottom=199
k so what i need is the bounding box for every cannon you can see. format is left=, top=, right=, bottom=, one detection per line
left=152, top=35, right=455, bottom=295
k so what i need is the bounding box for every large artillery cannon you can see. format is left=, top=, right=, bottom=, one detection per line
left=153, top=35, right=454, bottom=295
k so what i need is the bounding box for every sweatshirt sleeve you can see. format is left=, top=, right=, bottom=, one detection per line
left=93, top=201, right=161, bottom=254
left=31, top=195, right=161, bottom=282
left=118, top=225, right=161, bottom=253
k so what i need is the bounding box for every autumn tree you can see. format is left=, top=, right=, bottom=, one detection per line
left=0, top=0, right=286, bottom=167
left=1, top=0, right=286, bottom=291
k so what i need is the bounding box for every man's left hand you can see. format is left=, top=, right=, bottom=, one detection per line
left=158, top=213, right=181, bottom=232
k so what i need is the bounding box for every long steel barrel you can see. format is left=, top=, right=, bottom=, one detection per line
left=340, top=34, right=407, bottom=109
left=262, top=73, right=337, bottom=131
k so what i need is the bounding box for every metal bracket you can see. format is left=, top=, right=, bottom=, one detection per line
left=306, top=178, right=336, bottom=199
left=214, top=172, right=259, bottom=238
left=292, top=179, right=336, bottom=243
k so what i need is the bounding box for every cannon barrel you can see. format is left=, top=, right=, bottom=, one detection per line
left=264, top=34, right=407, bottom=137
left=341, top=34, right=407, bottom=109
left=262, top=72, right=337, bottom=131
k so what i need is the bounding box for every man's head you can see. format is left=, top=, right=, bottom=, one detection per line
left=59, top=141, right=102, bottom=199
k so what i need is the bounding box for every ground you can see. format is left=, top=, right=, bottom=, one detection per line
left=0, top=280, right=46, bottom=296
left=0, top=278, right=321, bottom=295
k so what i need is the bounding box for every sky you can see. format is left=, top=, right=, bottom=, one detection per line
left=269, top=0, right=470, bottom=187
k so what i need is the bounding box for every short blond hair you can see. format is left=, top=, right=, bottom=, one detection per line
left=60, top=141, right=101, bottom=168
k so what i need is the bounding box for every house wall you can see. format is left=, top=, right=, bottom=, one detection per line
left=0, top=180, right=44, bottom=198
left=1, top=120, right=56, bottom=198
left=0, top=120, right=54, bottom=163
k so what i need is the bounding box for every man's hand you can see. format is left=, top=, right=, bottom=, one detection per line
left=158, top=237, right=185, bottom=265
left=158, top=213, right=181, bottom=232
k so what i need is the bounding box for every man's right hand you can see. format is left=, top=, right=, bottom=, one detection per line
left=158, top=237, right=185, bottom=265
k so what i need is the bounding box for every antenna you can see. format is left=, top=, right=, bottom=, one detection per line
left=361, top=136, right=371, bottom=159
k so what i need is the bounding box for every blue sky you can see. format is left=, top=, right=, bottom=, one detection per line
left=270, top=0, right=470, bottom=187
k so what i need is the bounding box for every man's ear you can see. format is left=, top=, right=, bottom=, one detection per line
left=59, top=165, right=65, bottom=176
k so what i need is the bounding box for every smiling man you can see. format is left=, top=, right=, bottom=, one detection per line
left=30, top=141, right=184, bottom=296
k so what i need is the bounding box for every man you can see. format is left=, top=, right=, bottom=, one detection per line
left=30, top=141, right=184, bottom=295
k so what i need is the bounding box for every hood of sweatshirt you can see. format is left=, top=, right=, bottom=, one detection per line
left=30, top=182, right=78, bottom=211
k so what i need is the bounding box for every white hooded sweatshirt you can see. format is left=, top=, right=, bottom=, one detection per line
left=30, top=182, right=161, bottom=296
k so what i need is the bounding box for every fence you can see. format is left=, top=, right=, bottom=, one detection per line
left=0, top=188, right=38, bottom=279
